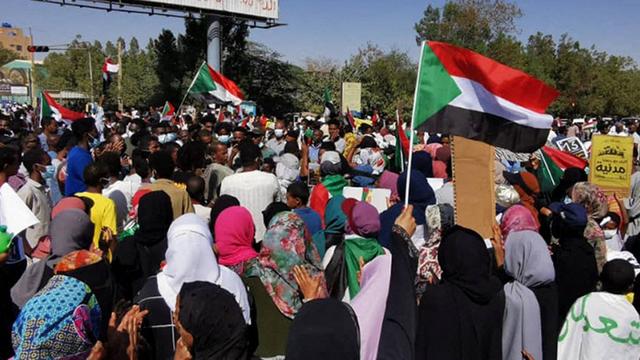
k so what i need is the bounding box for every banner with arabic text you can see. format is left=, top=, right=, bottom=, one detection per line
left=589, top=135, right=633, bottom=197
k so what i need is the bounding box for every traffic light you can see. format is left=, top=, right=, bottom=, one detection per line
left=27, top=46, right=49, bottom=53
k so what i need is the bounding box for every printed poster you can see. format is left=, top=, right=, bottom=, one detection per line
left=589, top=135, right=633, bottom=197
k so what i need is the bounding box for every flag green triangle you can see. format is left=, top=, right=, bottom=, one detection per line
left=190, top=63, right=217, bottom=94
left=412, top=43, right=462, bottom=129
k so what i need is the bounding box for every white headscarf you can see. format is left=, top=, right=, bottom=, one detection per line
left=156, top=214, right=251, bottom=323
left=275, top=153, right=300, bottom=197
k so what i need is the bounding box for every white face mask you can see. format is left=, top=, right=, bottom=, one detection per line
left=158, top=133, right=177, bottom=144
left=603, top=229, right=618, bottom=240
left=388, top=123, right=396, bottom=131
left=274, top=129, right=284, bottom=138
left=217, top=134, right=230, bottom=144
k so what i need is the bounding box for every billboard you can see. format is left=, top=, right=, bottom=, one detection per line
left=129, top=0, right=278, bottom=19
left=341, top=82, right=361, bottom=113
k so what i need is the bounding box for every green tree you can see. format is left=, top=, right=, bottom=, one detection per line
left=415, top=0, right=522, bottom=54
left=0, top=47, right=20, bottom=67
left=153, top=29, right=183, bottom=104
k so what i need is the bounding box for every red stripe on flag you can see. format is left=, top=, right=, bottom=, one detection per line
left=206, top=65, right=244, bottom=100
left=543, top=146, right=588, bottom=170
left=428, top=41, right=559, bottom=114
left=43, top=92, right=84, bottom=121
left=346, top=108, right=356, bottom=129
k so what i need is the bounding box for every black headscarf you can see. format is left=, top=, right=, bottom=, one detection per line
left=286, top=298, right=359, bottom=360
left=137, top=191, right=173, bottom=246
left=416, top=226, right=504, bottom=360
left=601, top=259, right=635, bottom=294
left=550, top=206, right=598, bottom=324
left=550, top=167, right=587, bottom=202
left=411, top=151, right=433, bottom=178
left=209, top=195, right=241, bottom=239
left=179, top=281, right=250, bottom=360
left=261, top=202, right=290, bottom=228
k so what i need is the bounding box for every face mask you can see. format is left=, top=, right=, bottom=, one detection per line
left=158, top=133, right=177, bottom=144
left=388, top=123, right=396, bottom=131
left=217, top=134, right=230, bottom=144
left=258, top=142, right=264, bottom=148
left=40, top=164, right=55, bottom=180
left=562, top=195, right=572, bottom=205
left=274, top=129, right=284, bottom=138
left=603, top=229, right=618, bottom=240
left=89, top=134, right=100, bottom=149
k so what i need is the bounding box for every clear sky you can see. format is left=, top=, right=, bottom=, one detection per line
left=4, top=0, right=640, bottom=65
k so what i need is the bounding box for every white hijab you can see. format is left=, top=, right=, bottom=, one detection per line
left=156, top=213, right=251, bottom=323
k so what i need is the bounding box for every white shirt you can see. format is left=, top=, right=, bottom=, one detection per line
left=220, top=170, right=279, bottom=242
left=194, top=203, right=212, bottom=223
left=17, top=178, right=51, bottom=248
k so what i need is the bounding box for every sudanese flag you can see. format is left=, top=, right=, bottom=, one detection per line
left=412, top=41, right=559, bottom=153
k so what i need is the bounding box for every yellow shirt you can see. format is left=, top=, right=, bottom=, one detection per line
left=76, top=192, right=117, bottom=251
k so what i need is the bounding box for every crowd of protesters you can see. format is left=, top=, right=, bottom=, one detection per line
left=0, top=102, right=639, bottom=359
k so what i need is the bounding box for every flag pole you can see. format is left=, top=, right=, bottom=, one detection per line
left=404, top=41, right=426, bottom=208
left=176, top=61, right=204, bottom=117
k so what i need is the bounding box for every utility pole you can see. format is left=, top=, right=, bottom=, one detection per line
left=29, top=27, right=36, bottom=108
left=87, top=44, right=94, bottom=103
left=117, top=40, right=123, bottom=111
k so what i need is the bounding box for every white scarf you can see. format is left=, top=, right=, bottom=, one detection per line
left=156, top=214, right=251, bottom=323
left=558, top=292, right=640, bottom=360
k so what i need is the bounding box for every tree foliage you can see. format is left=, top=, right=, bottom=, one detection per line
left=415, top=0, right=640, bottom=117
left=0, top=47, right=21, bottom=67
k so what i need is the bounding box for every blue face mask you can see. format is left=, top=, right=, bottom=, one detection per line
left=40, top=164, right=55, bottom=180
left=217, top=134, right=230, bottom=144
left=89, top=134, right=100, bottom=149
left=158, top=133, right=177, bottom=144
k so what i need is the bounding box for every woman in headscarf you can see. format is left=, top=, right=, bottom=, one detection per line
left=275, top=153, right=300, bottom=200
left=504, top=171, right=541, bottom=227
left=324, top=195, right=347, bottom=249
left=378, top=170, right=400, bottom=204
left=285, top=298, right=360, bottom=360
left=309, top=151, right=348, bottom=222
left=548, top=202, right=598, bottom=323
left=432, top=146, right=451, bottom=179
left=500, top=204, right=540, bottom=240
left=558, top=259, right=640, bottom=360
left=412, top=151, right=434, bottom=178
left=351, top=254, right=392, bottom=360
left=12, top=275, right=101, bottom=359
left=416, top=203, right=455, bottom=298
left=625, top=171, right=640, bottom=237
left=572, top=182, right=609, bottom=273
left=11, top=209, right=94, bottom=308
left=323, top=199, right=385, bottom=301
left=501, top=231, right=557, bottom=360
left=241, top=211, right=326, bottom=358
left=551, top=167, right=588, bottom=203
left=209, top=194, right=240, bottom=241
left=415, top=226, right=504, bottom=360
left=135, top=213, right=250, bottom=360
left=379, top=171, right=436, bottom=249
left=174, top=281, right=250, bottom=360
left=215, top=206, right=257, bottom=275
left=112, top=190, right=173, bottom=300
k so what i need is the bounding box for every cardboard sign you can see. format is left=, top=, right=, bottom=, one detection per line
left=556, top=136, right=588, bottom=159
left=589, top=135, right=633, bottom=197
left=342, top=187, right=391, bottom=214
left=452, top=136, right=495, bottom=239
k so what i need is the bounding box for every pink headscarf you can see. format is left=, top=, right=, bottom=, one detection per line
left=378, top=170, right=399, bottom=202
left=51, top=197, right=86, bottom=219
left=215, top=206, right=258, bottom=267
left=424, top=143, right=442, bottom=158
left=500, top=204, right=540, bottom=240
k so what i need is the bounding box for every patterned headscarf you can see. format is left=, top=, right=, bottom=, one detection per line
left=417, top=204, right=455, bottom=295
left=245, top=211, right=326, bottom=319
left=571, top=182, right=609, bottom=220
left=571, top=182, right=609, bottom=273
left=500, top=204, right=540, bottom=240
left=12, top=275, right=101, bottom=359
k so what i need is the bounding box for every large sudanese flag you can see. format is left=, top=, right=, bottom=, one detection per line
left=39, top=91, right=84, bottom=122
left=189, top=62, right=244, bottom=106
left=412, top=41, right=560, bottom=153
